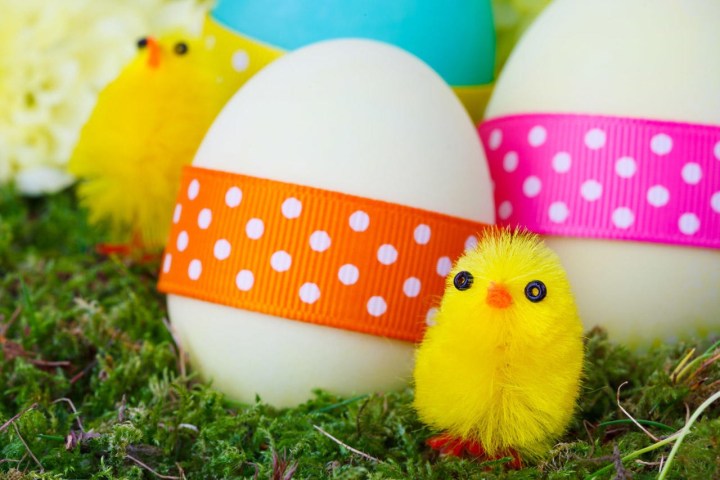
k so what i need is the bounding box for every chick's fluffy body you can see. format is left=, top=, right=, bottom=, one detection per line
left=70, top=32, right=240, bottom=248
left=413, top=229, right=583, bottom=459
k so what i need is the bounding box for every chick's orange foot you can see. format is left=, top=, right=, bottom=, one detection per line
left=426, top=434, right=523, bottom=469
left=426, top=434, right=474, bottom=457
left=95, top=243, right=161, bottom=264
left=95, top=243, right=132, bottom=256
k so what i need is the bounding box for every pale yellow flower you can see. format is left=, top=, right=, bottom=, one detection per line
left=0, top=0, right=209, bottom=195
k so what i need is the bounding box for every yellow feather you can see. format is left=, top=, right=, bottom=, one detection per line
left=413, top=228, right=584, bottom=460
left=69, top=30, right=242, bottom=249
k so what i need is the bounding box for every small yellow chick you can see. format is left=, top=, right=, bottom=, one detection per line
left=413, top=228, right=583, bottom=465
left=69, top=31, right=241, bottom=250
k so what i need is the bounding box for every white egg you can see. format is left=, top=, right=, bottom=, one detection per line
left=167, top=39, right=494, bottom=407
left=485, top=0, right=720, bottom=343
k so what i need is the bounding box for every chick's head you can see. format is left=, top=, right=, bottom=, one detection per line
left=132, top=32, right=212, bottom=77
left=437, top=228, right=580, bottom=346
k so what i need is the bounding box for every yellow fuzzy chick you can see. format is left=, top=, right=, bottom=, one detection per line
left=69, top=31, right=242, bottom=251
left=413, top=228, right=583, bottom=466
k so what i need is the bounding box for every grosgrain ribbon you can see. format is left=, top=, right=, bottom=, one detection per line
left=158, top=166, right=489, bottom=342
left=479, top=113, right=720, bottom=249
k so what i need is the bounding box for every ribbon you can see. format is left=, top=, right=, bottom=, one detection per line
left=158, top=166, right=490, bottom=342
left=479, top=113, right=720, bottom=248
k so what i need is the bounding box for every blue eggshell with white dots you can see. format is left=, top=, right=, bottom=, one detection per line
left=211, top=0, right=495, bottom=86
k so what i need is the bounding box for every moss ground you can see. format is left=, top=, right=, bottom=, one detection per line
left=0, top=186, right=718, bottom=479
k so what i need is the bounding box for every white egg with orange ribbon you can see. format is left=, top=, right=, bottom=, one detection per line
left=159, top=39, right=494, bottom=407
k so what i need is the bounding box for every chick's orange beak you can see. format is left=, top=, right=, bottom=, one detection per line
left=145, top=36, right=161, bottom=69
left=486, top=283, right=512, bottom=309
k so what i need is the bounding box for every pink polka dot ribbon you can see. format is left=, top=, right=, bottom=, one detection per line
left=479, top=113, right=720, bottom=248
left=158, top=166, right=489, bottom=342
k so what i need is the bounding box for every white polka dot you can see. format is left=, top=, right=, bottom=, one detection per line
left=714, top=141, right=720, bottom=160
left=309, top=231, right=331, bottom=252
left=198, top=208, right=212, bottom=229
left=647, top=185, right=670, bottom=207
left=231, top=50, right=250, bottom=71
left=245, top=218, right=264, bottom=240
left=270, top=251, right=292, bottom=272
left=464, top=235, right=478, bottom=252
left=162, top=254, right=172, bottom=273
left=436, top=256, right=452, bottom=277
left=488, top=129, right=502, bottom=150
left=650, top=134, right=673, bottom=155
left=176, top=231, right=189, bottom=251
left=214, top=239, right=231, bottom=260
left=282, top=197, right=302, bottom=219
left=548, top=202, right=569, bottom=223
left=498, top=201, right=513, bottom=220
left=187, top=179, right=200, bottom=200
left=225, top=187, right=242, bottom=207
left=299, top=283, right=320, bottom=304
left=367, top=296, right=387, bottom=317
left=338, top=264, right=359, bottom=285
left=523, top=176, right=542, bottom=198
left=679, top=213, right=700, bottom=235
left=528, top=126, right=547, bottom=147
left=711, top=192, right=720, bottom=213
left=403, top=277, right=421, bottom=298
left=615, top=157, right=637, bottom=178
left=377, top=244, right=398, bottom=265
left=235, top=270, right=254, bottom=291
left=204, top=35, right=216, bottom=49
left=584, top=128, right=606, bottom=149
left=503, top=151, right=519, bottom=172
left=426, top=308, right=439, bottom=327
left=581, top=180, right=603, bottom=202
left=552, top=152, right=572, bottom=173
left=612, top=207, right=635, bottom=229
left=681, top=163, right=702, bottom=185
left=173, top=204, right=182, bottom=224
left=188, top=259, right=202, bottom=280
left=349, top=210, right=370, bottom=232
left=414, top=224, right=431, bottom=245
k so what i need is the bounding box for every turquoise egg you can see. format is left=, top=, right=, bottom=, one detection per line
left=211, top=0, right=496, bottom=86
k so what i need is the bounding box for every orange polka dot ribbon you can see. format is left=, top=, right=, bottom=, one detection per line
left=158, top=166, right=490, bottom=342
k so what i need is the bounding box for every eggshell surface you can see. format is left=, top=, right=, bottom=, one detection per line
left=168, top=39, right=494, bottom=407
left=485, top=0, right=720, bottom=343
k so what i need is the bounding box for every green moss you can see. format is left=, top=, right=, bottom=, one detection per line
left=1, top=186, right=718, bottom=479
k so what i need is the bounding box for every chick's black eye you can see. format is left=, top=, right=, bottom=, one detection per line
left=525, top=280, right=547, bottom=302
left=453, top=271, right=474, bottom=291
left=174, top=42, right=189, bottom=55
left=137, top=37, right=148, bottom=49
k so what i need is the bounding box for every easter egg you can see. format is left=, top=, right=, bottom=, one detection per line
left=160, top=39, right=494, bottom=407
left=204, top=0, right=495, bottom=122
left=481, top=0, right=720, bottom=344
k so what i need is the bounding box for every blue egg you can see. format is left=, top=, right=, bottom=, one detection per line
left=211, top=0, right=495, bottom=86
